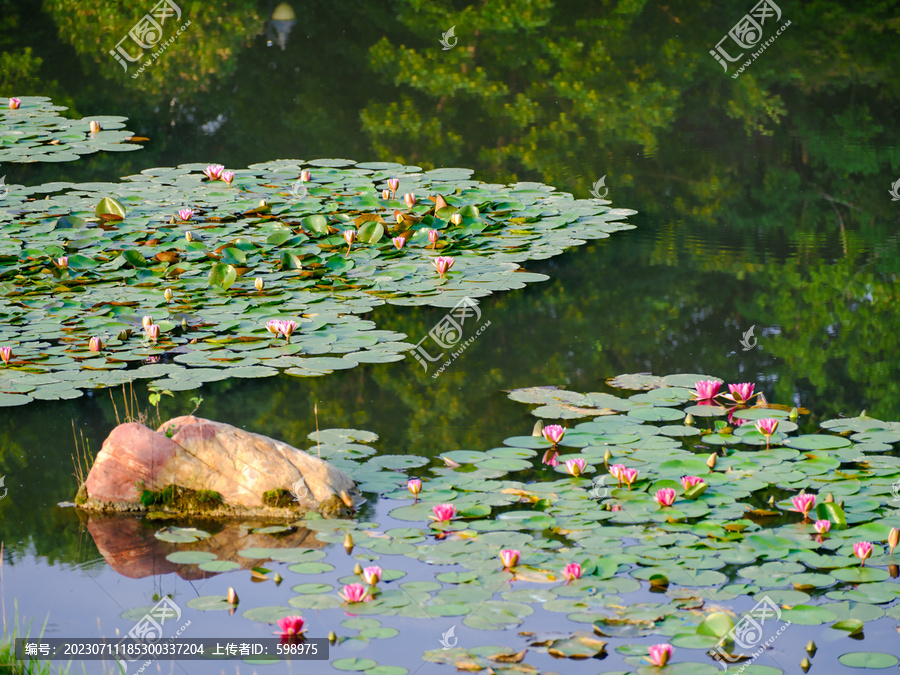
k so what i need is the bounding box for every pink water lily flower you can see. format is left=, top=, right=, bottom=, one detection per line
left=541, top=449, right=560, bottom=467
left=362, top=566, right=382, bottom=586
left=0, top=347, right=10, bottom=366
left=621, top=467, right=638, bottom=490
left=565, top=458, right=586, bottom=477
left=432, top=256, right=455, bottom=278
left=692, top=380, right=721, bottom=401
left=609, top=464, right=626, bottom=487
left=222, top=170, right=235, bottom=185
left=428, top=229, right=440, bottom=249
left=403, top=193, right=416, bottom=209
left=756, top=417, right=779, bottom=449
left=89, top=337, right=103, bottom=352
left=392, top=236, right=405, bottom=250
left=724, top=382, right=756, bottom=405
left=300, top=169, right=311, bottom=182
left=56, top=256, right=69, bottom=268
left=499, top=549, right=520, bottom=569
left=339, top=583, right=370, bottom=603
left=387, top=178, right=399, bottom=196
left=279, top=320, right=298, bottom=342
left=562, top=562, right=582, bottom=582
left=178, top=208, right=193, bottom=221
left=655, top=488, right=676, bottom=508
left=89, top=120, right=101, bottom=133
left=203, top=164, right=224, bottom=180
left=814, top=520, right=831, bottom=535
left=408, top=479, right=422, bottom=502
left=853, top=541, right=873, bottom=566
left=681, top=476, right=704, bottom=490
left=276, top=615, right=306, bottom=638
left=145, top=324, right=160, bottom=342
left=8, top=97, right=21, bottom=110
left=647, top=643, right=673, bottom=667
left=430, top=503, right=456, bottom=522
left=266, top=320, right=282, bottom=335
left=791, top=493, right=816, bottom=518
left=542, top=424, right=565, bottom=445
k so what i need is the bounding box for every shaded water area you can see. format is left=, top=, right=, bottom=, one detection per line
left=1, top=0, right=900, bottom=673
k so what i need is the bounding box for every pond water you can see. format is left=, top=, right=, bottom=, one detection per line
left=1, top=1, right=899, bottom=674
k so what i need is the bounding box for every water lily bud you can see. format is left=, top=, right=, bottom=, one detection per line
left=805, top=641, right=816, bottom=654
left=181, top=318, right=187, bottom=329
left=789, top=407, right=799, bottom=421
left=344, top=533, right=354, bottom=554
left=89, top=337, right=103, bottom=352
left=89, top=120, right=101, bottom=133
left=824, top=493, right=833, bottom=503
left=328, top=631, right=337, bottom=644
left=259, top=199, right=267, bottom=208
left=888, top=527, right=899, bottom=555
left=767, top=495, right=775, bottom=507
left=706, top=453, right=717, bottom=469
left=889, top=564, right=898, bottom=578
left=532, top=420, right=544, bottom=437
left=450, top=213, right=463, bottom=226
left=255, top=277, right=264, bottom=292
left=142, top=316, right=153, bottom=328
left=801, top=657, right=811, bottom=672
left=300, top=169, right=311, bottom=182
left=860, top=410, right=868, bottom=418
left=684, top=413, right=694, bottom=426
left=227, top=587, right=238, bottom=605
left=403, top=193, right=416, bottom=209
left=273, top=572, right=283, bottom=585
left=353, top=563, right=363, bottom=575
left=164, top=288, right=173, bottom=302
left=185, top=231, right=193, bottom=242
left=395, top=213, right=405, bottom=225
left=382, top=189, right=391, bottom=199
left=603, top=449, right=611, bottom=463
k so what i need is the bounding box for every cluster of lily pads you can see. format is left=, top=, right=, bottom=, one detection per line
left=146, top=374, right=900, bottom=674
left=0, top=114, right=634, bottom=405
left=1, top=97, right=141, bottom=163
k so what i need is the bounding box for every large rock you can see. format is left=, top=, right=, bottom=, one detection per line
left=80, top=416, right=357, bottom=515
